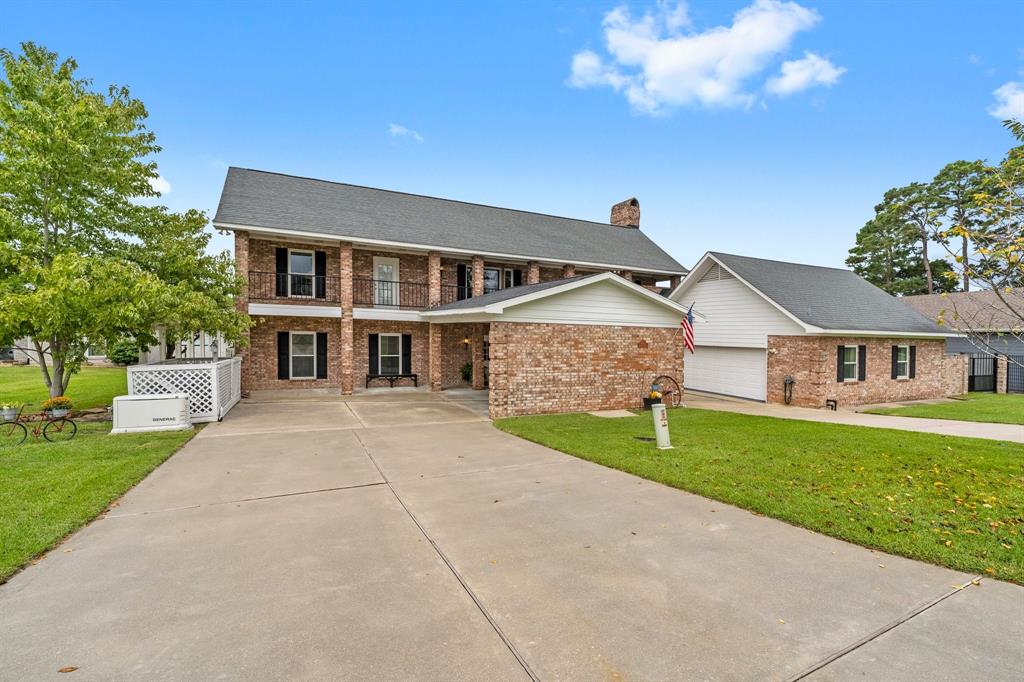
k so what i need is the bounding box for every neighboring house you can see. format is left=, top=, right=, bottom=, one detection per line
left=213, top=167, right=688, bottom=418
left=11, top=330, right=230, bottom=366
left=670, top=252, right=966, bottom=407
left=902, top=290, right=1024, bottom=355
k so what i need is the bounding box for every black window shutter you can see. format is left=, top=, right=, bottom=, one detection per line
left=891, top=346, right=899, bottom=379
left=858, top=345, right=867, bottom=381
left=314, top=251, right=327, bottom=299
left=277, top=332, right=289, bottom=379
left=368, top=333, right=379, bottom=374
left=513, top=269, right=523, bottom=286
left=457, top=263, right=468, bottom=299
left=836, top=346, right=844, bottom=382
left=316, top=332, right=328, bottom=379
left=909, top=346, right=916, bottom=378
left=275, top=248, right=288, bottom=296
left=401, top=333, right=412, bottom=374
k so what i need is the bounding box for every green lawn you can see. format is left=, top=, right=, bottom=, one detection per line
left=0, top=365, right=127, bottom=411
left=495, top=409, right=1024, bottom=584
left=863, top=393, right=1024, bottom=425
left=0, top=422, right=194, bottom=583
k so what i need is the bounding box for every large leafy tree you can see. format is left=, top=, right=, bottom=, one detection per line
left=931, top=159, right=987, bottom=291
left=0, top=43, right=248, bottom=398
left=879, top=183, right=944, bottom=294
left=846, top=211, right=923, bottom=295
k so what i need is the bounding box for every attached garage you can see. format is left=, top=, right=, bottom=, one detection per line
left=422, top=272, right=687, bottom=418
left=684, top=346, right=766, bottom=401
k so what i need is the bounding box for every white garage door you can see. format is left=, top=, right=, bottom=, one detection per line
left=684, top=346, right=766, bottom=401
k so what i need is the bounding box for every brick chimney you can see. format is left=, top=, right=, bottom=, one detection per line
left=610, top=198, right=640, bottom=228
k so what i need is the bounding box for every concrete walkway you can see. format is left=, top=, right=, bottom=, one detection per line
left=1, top=395, right=1021, bottom=680
left=685, top=392, right=1024, bottom=443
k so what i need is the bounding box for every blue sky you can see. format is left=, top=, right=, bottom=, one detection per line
left=4, top=1, right=1023, bottom=269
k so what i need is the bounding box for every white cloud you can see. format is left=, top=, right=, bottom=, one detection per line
left=568, top=0, right=841, bottom=114
left=765, top=52, right=845, bottom=95
left=148, top=175, right=171, bottom=194
left=988, top=82, right=1024, bottom=120
left=388, top=123, right=424, bottom=143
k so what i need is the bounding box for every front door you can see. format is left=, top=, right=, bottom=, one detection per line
left=373, top=257, right=400, bottom=307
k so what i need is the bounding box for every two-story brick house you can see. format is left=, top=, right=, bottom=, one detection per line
left=213, top=168, right=689, bottom=418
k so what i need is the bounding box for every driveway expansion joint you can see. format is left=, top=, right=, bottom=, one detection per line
left=785, top=576, right=985, bottom=681
left=104, top=481, right=387, bottom=518
left=353, top=430, right=540, bottom=682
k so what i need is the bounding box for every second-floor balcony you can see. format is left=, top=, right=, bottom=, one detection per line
left=249, top=271, right=475, bottom=310
left=353, top=279, right=470, bottom=309
left=249, top=271, right=341, bottom=304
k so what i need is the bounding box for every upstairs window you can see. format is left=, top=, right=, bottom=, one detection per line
left=289, top=250, right=314, bottom=297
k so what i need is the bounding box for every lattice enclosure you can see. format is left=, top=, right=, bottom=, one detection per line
left=128, top=357, right=241, bottom=423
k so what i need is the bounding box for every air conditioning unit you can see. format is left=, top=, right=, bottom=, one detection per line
left=111, top=394, right=193, bottom=434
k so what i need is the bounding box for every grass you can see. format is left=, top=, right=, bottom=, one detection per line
left=495, top=408, right=1024, bottom=584
left=863, top=393, right=1024, bottom=425
left=0, top=421, right=194, bottom=583
left=0, top=365, right=127, bottom=411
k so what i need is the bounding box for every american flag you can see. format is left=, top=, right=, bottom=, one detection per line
left=681, top=304, right=695, bottom=354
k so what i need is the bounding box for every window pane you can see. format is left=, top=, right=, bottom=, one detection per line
left=844, top=347, right=857, bottom=363
left=291, top=274, right=313, bottom=296
left=897, top=347, right=908, bottom=363
left=292, top=356, right=314, bottom=378
left=483, top=268, right=500, bottom=293
left=380, top=356, right=400, bottom=374
left=290, top=252, right=313, bottom=274
left=292, top=333, right=314, bottom=356
left=379, top=335, right=400, bottom=355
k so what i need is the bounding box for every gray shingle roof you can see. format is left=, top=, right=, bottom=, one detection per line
left=214, top=168, right=687, bottom=275
left=902, top=290, right=1023, bottom=332
left=427, top=275, right=593, bottom=312
left=710, top=252, right=946, bottom=334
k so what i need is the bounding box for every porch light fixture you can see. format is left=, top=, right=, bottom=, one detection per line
left=462, top=337, right=471, bottom=345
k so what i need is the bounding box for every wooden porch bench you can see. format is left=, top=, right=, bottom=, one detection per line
left=366, top=373, right=419, bottom=388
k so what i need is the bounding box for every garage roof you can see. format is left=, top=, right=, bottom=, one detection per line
left=676, top=252, right=948, bottom=336
left=214, top=168, right=687, bottom=275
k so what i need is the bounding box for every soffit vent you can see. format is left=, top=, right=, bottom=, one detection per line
left=698, top=263, right=735, bottom=283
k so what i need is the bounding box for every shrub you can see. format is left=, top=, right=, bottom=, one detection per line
left=107, top=339, right=140, bottom=365
left=460, top=362, right=473, bottom=383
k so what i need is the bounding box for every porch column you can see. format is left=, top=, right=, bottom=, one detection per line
left=234, top=230, right=252, bottom=394
left=527, top=261, right=540, bottom=285
left=996, top=354, right=1008, bottom=394
left=429, top=323, right=443, bottom=392
left=670, top=274, right=681, bottom=289
left=561, top=263, right=575, bottom=279
left=471, top=255, right=484, bottom=297
left=339, top=241, right=354, bottom=394
left=428, top=250, right=442, bottom=307
left=471, top=324, right=485, bottom=390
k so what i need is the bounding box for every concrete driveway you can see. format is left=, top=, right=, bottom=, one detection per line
left=1, top=393, right=1021, bottom=681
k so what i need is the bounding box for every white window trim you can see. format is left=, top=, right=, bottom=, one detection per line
left=843, top=345, right=859, bottom=383
left=378, top=333, right=403, bottom=375
left=895, top=344, right=910, bottom=380
left=502, top=268, right=522, bottom=289
left=288, top=249, right=315, bottom=298
left=372, top=256, right=401, bottom=307
left=290, top=331, right=316, bottom=380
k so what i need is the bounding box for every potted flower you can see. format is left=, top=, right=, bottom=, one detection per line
left=1, top=402, right=21, bottom=422
left=642, top=381, right=663, bottom=410
left=42, top=396, right=73, bottom=418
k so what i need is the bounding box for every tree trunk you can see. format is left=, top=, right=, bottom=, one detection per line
left=962, top=234, right=970, bottom=291
left=50, top=357, right=66, bottom=399
left=920, top=228, right=933, bottom=294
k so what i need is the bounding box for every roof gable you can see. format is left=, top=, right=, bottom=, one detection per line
left=674, top=252, right=947, bottom=336
left=214, top=167, right=687, bottom=275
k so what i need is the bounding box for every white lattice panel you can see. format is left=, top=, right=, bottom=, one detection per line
left=129, top=358, right=241, bottom=423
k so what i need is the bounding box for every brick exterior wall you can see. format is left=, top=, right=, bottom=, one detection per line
left=438, top=323, right=485, bottom=387
left=235, top=231, right=252, bottom=393
left=488, top=322, right=684, bottom=418
left=352, top=320, right=431, bottom=388
left=248, top=238, right=342, bottom=306
left=248, top=315, right=343, bottom=391
left=352, top=249, right=428, bottom=283
left=766, top=336, right=963, bottom=407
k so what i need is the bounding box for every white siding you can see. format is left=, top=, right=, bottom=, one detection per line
left=685, top=346, right=767, bottom=400
left=500, top=280, right=682, bottom=327
left=675, top=276, right=803, bottom=348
